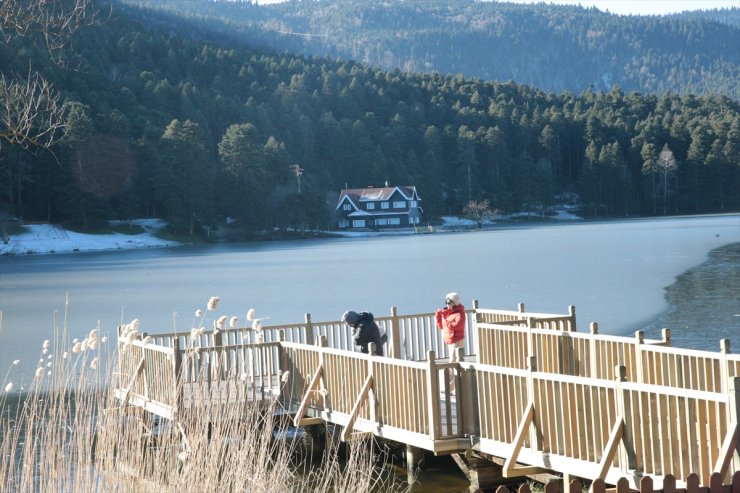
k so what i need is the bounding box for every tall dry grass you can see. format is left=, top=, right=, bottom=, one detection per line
left=0, top=304, right=408, bottom=493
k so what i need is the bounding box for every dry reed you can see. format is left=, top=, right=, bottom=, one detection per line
left=0, top=302, right=408, bottom=493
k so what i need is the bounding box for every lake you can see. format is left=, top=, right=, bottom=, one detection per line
left=1, top=214, right=739, bottom=386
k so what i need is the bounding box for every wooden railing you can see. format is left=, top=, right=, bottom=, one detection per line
left=476, top=320, right=740, bottom=393
left=114, top=304, right=740, bottom=489
left=176, top=341, right=284, bottom=405
left=506, top=472, right=740, bottom=493
left=137, top=302, right=576, bottom=364
left=116, top=335, right=285, bottom=418
left=115, top=338, right=178, bottom=418
left=284, top=339, right=466, bottom=452
left=466, top=357, right=739, bottom=488
left=476, top=303, right=576, bottom=331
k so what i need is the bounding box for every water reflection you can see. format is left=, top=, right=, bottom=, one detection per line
left=643, top=243, right=740, bottom=351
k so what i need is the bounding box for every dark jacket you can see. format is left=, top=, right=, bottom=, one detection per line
left=343, top=310, right=384, bottom=356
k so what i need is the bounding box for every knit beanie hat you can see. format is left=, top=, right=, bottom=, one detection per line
left=445, top=292, right=461, bottom=306
left=342, top=310, right=361, bottom=327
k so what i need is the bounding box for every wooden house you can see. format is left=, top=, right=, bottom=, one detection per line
left=335, top=185, right=422, bottom=229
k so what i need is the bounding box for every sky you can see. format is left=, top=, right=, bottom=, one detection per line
left=256, top=0, right=740, bottom=16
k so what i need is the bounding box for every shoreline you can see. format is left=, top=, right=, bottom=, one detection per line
left=6, top=211, right=739, bottom=257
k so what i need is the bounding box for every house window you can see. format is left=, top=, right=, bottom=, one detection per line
left=367, top=202, right=375, bottom=210
left=410, top=200, right=417, bottom=207
left=375, top=218, right=388, bottom=226
left=352, top=220, right=366, bottom=228
left=343, top=203, right=352, bottom=211
left=381, top=202, right=390, bottom=209
left=338, top=220, right=349, bottom=229
left=393, top=200, right=406, bottom=208
left=389, top=218, right=400, bottom=225
left=408, top=217, right=419, bottom=225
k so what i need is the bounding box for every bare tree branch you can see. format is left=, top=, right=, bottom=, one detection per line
left=0, top=0, right=101, bottom=54
left=0, top=0, right=103, bottom=153
left=0, top=69, right=65, bottom=153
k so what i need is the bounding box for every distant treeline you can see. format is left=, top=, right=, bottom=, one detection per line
left=0, top=3, right=738, bottom=236
left=119, top=0, right=740, bottom=100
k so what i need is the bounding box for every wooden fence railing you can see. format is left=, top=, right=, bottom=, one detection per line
left=283, top=339, right=467, bottom=452
left=138, top=302, right=576, bottom=363
left=116, top=335, right=286, bottom=418
left=504, top=472, right=740, bottom=493
left=115, top=303, right=740, bottom=489
left=476, top=321, right=740, bottom=393
left=115, top=338, right=178, bottom=419
left=465, top=357, right=740, bottom=489
left=176, top=341, right=284, bottom=406
left=476, top=303, right=577, bottom=332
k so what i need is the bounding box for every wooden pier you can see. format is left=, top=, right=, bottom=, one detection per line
left=114, top=303, right=740, bottom=492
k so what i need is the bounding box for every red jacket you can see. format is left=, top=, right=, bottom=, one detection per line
left=435, top=303, right=466, bottom=344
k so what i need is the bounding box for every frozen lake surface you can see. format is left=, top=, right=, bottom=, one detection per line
left=1, top=214, right=738, bottom=383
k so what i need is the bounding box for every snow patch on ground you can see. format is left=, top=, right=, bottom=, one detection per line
left=0, top=219, right=178, bottom=255
left=507, top=210, right=582, bottom=221
left=440, top=216, right=478, bottom=226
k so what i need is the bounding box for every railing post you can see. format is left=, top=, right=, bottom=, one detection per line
left=368, top=344, right=378, bottom=430
left=615, top=364, right=636, bottom=472
left=141, top=332, right=151, bottom=399
left=634, top=330, right=645, bottom=384
left=426, top=350, right=440, bottom=441
left=661, top=328, right=671, bottom=346
left=526, top=317, right=536, bottom=370
left=317, top=335, right=328, bottom=409
left=568, top=305, right=576, bottom=332
left=277, top=330, right=286, bottom=400
left=527, top=355, right=539, bottom=451
left=305, top=313, right=314, bottom=345
left=457, top=346, right=477, bottom=437
left=589, top=322, right=599, bottom=379
left=720, top=340, right=731, bottom=396
left=172, top=338, right=182, bottom=417
left=390, top=306, right=401, bottom=359
left=561, top=326, right=573, bottom=375
left=471, top=299, right=479, bottom=357
left=213, top=328, right=224, bottom=380
left=729, top=376, right=740, bottom=472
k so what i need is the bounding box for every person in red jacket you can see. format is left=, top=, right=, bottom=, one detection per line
left=435, top=292, right=466, bottom=363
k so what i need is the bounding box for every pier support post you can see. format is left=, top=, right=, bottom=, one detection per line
left=405, top=444, right=425, bottom=482
left=452, top=453, right=505, bottom=493
left=303, top=422, right=327, bottom=460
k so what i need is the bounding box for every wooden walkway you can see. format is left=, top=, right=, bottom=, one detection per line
left=114, top=303, right=740, bottom=490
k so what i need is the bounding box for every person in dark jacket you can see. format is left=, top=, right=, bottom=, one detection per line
left=342, top=310, right=384, bottom=356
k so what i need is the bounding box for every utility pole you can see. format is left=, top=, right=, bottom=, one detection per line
left=288, top=164, right=304, bottom=193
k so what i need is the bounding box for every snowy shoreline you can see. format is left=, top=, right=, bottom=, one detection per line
left=0, top=211, right=583, bottom=256
left=0, top=219, right=179, bottom=256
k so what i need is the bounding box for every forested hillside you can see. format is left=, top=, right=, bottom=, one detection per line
left=1, top=3, right=739, bottom=238
left=120, top=0, right=740, bottom=100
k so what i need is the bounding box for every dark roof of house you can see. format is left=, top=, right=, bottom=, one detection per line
left=337, top=186, right=418, bottom=210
